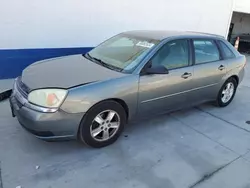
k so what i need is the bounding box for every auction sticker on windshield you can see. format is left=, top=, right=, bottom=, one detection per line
left=136, top=41, right=155, bottom=48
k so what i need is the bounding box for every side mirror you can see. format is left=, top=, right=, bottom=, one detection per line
left=146, top=65, right=169, bottom=74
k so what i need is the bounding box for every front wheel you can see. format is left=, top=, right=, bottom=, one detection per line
left=216, top=78, right=237, bottom=107
left=78, top=101, right=126, bottom=148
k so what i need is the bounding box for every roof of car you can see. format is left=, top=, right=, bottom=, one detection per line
left=123, top=30, right=224, bottom=41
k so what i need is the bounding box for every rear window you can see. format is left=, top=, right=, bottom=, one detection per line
left=193, top=40, right=220, bottom=64
left=218, top=41, right=235, bottom=59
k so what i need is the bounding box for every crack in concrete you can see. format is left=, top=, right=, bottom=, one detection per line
left=241, top=85, right=250, bottom=89
left=170, top=114, right=239, bottom=155
left=242, top=150, right=250, bottom=163
left=170, top=112, right=250, bottom=186
left=0, top=162, right=3, bottom=188
left=196, top=107, right=250, bottom=133
left=188, top=156, right=241, bottom=188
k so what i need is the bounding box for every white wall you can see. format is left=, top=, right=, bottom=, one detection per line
left=234, top=0, right=250, bottom=14
left=231, top=12, right=250, bottom=35
left=0, top=0, right=234, bottom=49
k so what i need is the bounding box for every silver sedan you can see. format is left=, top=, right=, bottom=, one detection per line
left=10, top=31, right=246, bottom=148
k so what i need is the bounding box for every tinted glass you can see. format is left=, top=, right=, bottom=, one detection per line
left=88, top=34, right=160, bottom=73
left=151, top=40, right=189, bottom=70
left=193, top=40, right=220, bottom=64
left=218, top=41, right=235, bottom=59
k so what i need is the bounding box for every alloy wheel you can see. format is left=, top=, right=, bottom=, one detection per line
left=90, top=110, right=120, bottom=141
left=221, top=82, right=235, bottom=103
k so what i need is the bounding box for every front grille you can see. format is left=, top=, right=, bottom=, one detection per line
left=16, top=77, right=30, bottom=99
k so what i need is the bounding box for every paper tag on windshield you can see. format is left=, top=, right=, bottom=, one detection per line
left=136, top=41, right=155, bottom=48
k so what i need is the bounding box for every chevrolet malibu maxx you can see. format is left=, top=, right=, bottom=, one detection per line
left=10, top=31, right=246, bottom=148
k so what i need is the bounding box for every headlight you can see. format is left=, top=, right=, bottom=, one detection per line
left=28, top=89, right=68, bottom=108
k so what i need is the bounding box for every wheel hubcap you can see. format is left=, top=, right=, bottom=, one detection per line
left=90, top=110, right=120, bottom=141
left=221, top=82, right=234, bottom=103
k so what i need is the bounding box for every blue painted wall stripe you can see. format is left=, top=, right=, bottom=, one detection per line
left=0, top=47, right=93, bottom=79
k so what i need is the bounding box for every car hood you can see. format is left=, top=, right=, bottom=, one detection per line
left=22, top=55, right=126, bottom=89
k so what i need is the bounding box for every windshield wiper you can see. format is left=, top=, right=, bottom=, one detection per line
left=84, top=53, right=122, bottom=72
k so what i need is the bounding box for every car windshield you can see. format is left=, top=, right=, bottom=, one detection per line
left=87, top=34, right=160, bottom=73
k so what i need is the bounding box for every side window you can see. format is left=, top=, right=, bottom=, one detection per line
left=151, top=39, right=189, bottom=70
left=218, top=41, right=235, bottom=59
left=193, top=40, right=220, bottom=64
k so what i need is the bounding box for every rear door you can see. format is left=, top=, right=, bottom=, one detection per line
left=189, top=39, right=228, bottom=104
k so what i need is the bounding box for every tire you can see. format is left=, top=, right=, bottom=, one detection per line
left=216, top=78, right=238, bottom=107
left=78, top=100, right=126, bottom=148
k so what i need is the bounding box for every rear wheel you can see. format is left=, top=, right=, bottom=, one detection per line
left=78, top=101, right=126, bottom=148
left=216, top=78, right=237, bottom=107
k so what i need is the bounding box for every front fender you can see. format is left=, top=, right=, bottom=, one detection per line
left=60, top=75, right=139, bottom=120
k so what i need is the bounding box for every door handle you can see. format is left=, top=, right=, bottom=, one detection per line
left=218, top=65, right=225, bottom=71
left=181, top=72, right=192, bottom=79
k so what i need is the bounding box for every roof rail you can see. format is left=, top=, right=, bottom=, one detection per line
left=186, top=31, right=225, bottom=38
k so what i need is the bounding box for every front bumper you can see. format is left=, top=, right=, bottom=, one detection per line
left=9, top=94, right=84, bottom=141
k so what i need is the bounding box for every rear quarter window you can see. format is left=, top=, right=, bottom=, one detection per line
left=218, top=41, right=236, bottom=59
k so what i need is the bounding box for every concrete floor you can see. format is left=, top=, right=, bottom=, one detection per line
left=0, top=79, right=14, bottom=93
left=0, top=57, right=250, bottom=188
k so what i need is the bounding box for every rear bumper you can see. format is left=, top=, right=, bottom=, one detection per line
left=10, top=95, right=84, bottom=141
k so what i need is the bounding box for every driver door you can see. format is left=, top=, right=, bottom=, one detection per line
left=138, top=39, right=194, bottom=116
